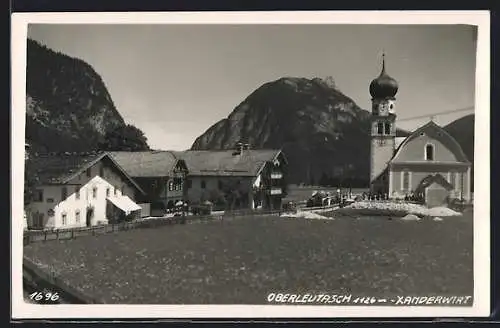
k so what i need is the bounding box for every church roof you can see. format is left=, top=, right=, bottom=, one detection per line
left=390, top=120, right=471, bottom=164
left=172, top=149, right=286, bottom=177
left=108, top=151, right=184, bottom=177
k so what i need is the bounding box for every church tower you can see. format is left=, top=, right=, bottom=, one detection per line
left=369, top=53, right=399, bottom=193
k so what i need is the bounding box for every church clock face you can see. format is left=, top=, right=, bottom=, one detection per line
left=378, top=102, right=389, bottom=116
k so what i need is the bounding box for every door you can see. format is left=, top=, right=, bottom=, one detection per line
left=426, top=188, right=449, bottom=208
left=31, top=212, right=44, bottom=230
left=86, top=207, right=94, bottom=227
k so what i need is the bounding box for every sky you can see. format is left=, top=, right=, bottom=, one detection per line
left=28, top=24, right=477, bottom=151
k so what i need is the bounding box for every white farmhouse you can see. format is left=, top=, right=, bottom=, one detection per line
left=25, top=152, right=146, bottom=230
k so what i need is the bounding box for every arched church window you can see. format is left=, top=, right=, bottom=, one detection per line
left=377, top=122, right=384, bottom=135
left=425, top=144, right=434, bottom=161
left=384, top=122, right=391, bottom=135
left=401, top=170, right=411, bottom=192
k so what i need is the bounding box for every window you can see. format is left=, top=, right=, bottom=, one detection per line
left=61, top=213, right=67, bottom=226
left=86, top=168, right=91, bottom=177
left=377, top=122, right=384, bottom=135
left=92, top=187, right=98, bottom=199
left=46, top=198, right=54, bottom=203
left=75, top=210, right=80, bottom=224
left=201, top=180, right=206, bottom=189
left=168, top=181, right=174, bottom=191
left=33, top=189, right=44, bottom=202
left=401, top=170, right=410, bottom=191
left=455, top=172, right=462, bottom=192
left=61, top=187, right=68, bottom=200
left=75, top=186, right=80, bottom=200
left=106, top=188, right=110, bottom=197
left=384, top=122, right=391, bottom=135
left=425, top=144, right=434, bottom=161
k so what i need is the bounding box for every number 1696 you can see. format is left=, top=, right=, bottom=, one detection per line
left=29, top=291, right=60, bottom=302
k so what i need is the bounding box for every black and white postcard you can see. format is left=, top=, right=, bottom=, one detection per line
left=11, top=11, right=490, bottom=319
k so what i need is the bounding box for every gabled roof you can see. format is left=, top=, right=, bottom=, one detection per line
left=391, top=120, right=470, bottom=163
left=108, top=151, right=184, bottom=178
left=173, top=149, right=285, bottom=177
left=28, top=152, right=146, bottom=195
left=415, top=173, right=454, bottom=194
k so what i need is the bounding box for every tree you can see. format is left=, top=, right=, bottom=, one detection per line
left=219, top=179, right=247, bottom=211
left=24, top=159, right=39, bottom=205
left=98, top=124, right=150, bottom=151
left=323, top=76, right=338, bottom=90
left=207, top=189, right=227, bottom=210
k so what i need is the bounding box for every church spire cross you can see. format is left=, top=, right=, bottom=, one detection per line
left=381, top=51, right=386, bottom=74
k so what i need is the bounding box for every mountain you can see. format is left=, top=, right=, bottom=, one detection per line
left=444, top=114, right=474, bottom=191
left=192, top=77, right=409, bottom=186
left=443, top=114, right=474, bottom=164
left=25, top=39, right=147, bottom=153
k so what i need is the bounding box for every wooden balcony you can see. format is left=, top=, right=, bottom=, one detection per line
left=269, top=187, right=282, bottom=195
left=270, top=172, right=283, bottom=179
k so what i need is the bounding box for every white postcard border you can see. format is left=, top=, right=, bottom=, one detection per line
left=11, top=10, right=491, bottom=319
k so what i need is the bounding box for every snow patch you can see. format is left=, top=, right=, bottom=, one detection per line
left=345, top=201, right=462, bottom=217
left=401, top=214, right=421, bottom=221
left=426, top=207, right=461, bottom=217
left=281, top=211, right=333, bottom=220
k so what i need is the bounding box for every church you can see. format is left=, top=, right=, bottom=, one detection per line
left=368, top=54, right=472, bottom=207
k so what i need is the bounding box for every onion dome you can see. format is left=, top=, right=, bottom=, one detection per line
left=369, top=53, right=398, bottom=99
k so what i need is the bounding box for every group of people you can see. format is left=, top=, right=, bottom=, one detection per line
left=361, top=192, right=389, bottom=201
left=359, top=191, right=425, bottom=203
left=403, top=192, right=425, bottom=203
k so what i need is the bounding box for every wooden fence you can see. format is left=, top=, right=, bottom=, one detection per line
left=298, top=203, right=340, bottom=212
left=23, top=209, right=283, bottom=246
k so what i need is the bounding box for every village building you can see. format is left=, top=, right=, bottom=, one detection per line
left=25, top=152, right=146, bottom=230
left=174, top=143, right=288, bottom=211
left=369, top=54, right=472, bottom=205
left=108, top=151, right=189, bottom=213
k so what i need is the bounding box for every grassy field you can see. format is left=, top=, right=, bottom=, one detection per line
left=24, top=213, right=473, bottom=304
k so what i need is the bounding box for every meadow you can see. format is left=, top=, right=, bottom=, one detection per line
left=23, top=212, right=473, bottom=304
